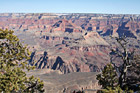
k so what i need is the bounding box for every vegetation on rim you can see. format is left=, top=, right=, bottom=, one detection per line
left=97, top=36, right=140, bottom=92
left=0, top=29, right=44, bottom=93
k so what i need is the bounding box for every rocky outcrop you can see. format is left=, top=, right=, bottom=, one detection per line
left=28, top=25, right=110, bottom=73
left=1, top=13, right=140, bottom=74
left=51, top=19, right=82, bottom=33
left=1, top=13, right=140, bottom=38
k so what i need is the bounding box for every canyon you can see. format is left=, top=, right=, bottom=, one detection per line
left=1, top=13, right=140, bottom=92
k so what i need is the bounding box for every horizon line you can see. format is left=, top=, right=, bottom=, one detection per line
left=0, top=12, right=140, bottom=15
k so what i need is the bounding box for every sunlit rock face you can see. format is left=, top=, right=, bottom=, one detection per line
left=1, top=13, right=140, bottom=73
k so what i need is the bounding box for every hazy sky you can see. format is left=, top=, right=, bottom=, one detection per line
left=0, top=0, right=140, bottom=14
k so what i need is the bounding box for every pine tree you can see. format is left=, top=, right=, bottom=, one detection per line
left=110, top=37, right=135, bottom=90
left=126, top=55, right=140, bottom=91
left=101, top=86, right=123, bottom=93
left=0, top=29, right=44, bottom=92
left=96, top=36, right=136, bottom=92
left=96, top=64, right=118, bottom=90
left=96, top=63, right=134, bottom=93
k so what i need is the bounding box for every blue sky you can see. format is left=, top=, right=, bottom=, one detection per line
left=0, top=0, right=140, bottom=14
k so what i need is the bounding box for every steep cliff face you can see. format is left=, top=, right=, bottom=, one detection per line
left=28, top=30, right=110, bottom=73
left=0, top=13, right=140, bottom=74
left=51, top=19, right=82, bottom=33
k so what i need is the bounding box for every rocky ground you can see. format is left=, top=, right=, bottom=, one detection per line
left=26, top=69, right=100, bottom=93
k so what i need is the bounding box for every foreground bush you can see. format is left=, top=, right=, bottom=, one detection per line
left=0, top=29, right=44, bottom=92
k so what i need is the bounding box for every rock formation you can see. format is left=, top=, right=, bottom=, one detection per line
left=0, top=13, right=140, bottom=74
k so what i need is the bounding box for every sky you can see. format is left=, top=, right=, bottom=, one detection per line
left=0, top=0, right=140, bottom=14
